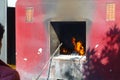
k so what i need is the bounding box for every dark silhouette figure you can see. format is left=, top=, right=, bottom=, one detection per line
left=0, top=23, right=20, bottom=80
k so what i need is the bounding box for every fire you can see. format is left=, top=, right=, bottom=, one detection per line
left=72, top=37, right=85, bottom=55
left=61, top=37, right=85, bottom=55
left=61, top=47, right=68, bottom=54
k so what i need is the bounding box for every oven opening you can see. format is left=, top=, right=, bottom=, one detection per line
left=50, top=21, right=86, bottom=56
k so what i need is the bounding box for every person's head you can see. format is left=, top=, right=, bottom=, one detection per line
left=0, top=23, right=4, bottom=48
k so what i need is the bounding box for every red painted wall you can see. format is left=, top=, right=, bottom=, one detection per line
left=16, top=0, right=120, bottom=79
left=89, top=0, right=120, bottom=48
left=16, top=0, right=49, bottom=79
left=85, top=0, right=120, bottom=80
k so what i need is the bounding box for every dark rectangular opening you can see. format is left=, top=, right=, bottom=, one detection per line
left=50, top=21, right=86, bottom=55
left=7, top=7, right=16, bottom=65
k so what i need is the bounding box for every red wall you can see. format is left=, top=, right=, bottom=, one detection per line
left=88, top=0, right=120, bottom=50
left=16, top=0, right=50, bottom=79
left=16, top=0, right=120, bottom=79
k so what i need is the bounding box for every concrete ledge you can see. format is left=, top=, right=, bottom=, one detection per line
left=49, top=55, right=86, bottom=80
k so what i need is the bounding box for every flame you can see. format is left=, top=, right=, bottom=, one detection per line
left=72, top=37, right=76, bottom=46
left=61, top=37, right=85, bottom=55
left=61, top=48, right=68, bottom=54
left=72, top=37, right=85, bottom=55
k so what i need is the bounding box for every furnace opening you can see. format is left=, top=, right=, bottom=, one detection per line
left=50, top=21, right=86, bottom=55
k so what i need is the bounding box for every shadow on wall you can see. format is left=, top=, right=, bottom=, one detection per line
left=83, top=25, right=120, bottom=80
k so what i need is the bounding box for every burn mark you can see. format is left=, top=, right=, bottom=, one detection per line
left=64, top=68, right=74, bottom=80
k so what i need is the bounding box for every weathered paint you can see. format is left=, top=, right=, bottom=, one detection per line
left=16, top=0, right=49, bottom=79
left=16, top=0, right=120, bottom=79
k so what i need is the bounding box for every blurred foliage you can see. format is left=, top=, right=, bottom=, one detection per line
left=83, top=25, right=120, bottom=80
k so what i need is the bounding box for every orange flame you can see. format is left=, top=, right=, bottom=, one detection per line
left=61, top=48, right=68, bottom=54
left=72, top=37, right=85, bottom=55
left=61, top=37, right=85, bottom=55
